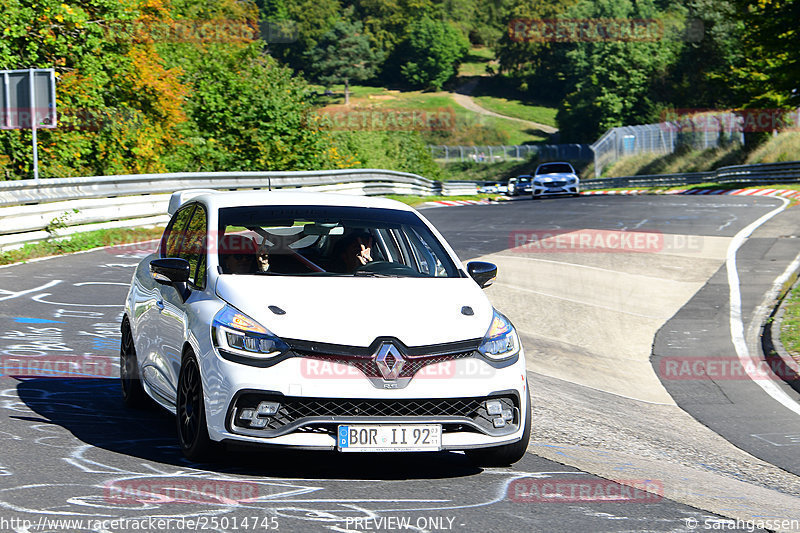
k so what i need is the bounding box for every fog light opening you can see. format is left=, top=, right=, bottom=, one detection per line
left=486, top=400, right=502, bottom=416
left=237, top=401, right=281, bottom=429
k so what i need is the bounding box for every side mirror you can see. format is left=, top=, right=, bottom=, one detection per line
left=467, top=261, right=497, bottom=289
left=150, top=258, right=190, bottom=285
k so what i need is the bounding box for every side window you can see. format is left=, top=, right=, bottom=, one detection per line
left=163, top=205, right=195, bottom=258
left=179, top=205, right=208, bottom=290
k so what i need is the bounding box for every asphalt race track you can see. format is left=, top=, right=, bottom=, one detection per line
left=0, top=195, right=798, bottom=532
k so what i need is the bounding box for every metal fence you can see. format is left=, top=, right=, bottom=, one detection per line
left=590, top=114, right=746, bottom=177
left=428, top=144, right=593, bottom=163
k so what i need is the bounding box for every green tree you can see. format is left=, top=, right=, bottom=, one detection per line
left=0, top=0, right=188, bottom=178
left=257, top=0, right=342, bottom=71
left=493, top=0, right=576, bottom=99
left=350, top=0, right=437, bottom=56
left=394, top=17, right=469, bottom=90
left=161, top=42, right=340, bottom=171
left=731, top=0, right=799, bottom=108
left=646, top=0, right=745, bottom=115
left=555, top=0, right=684, bottom=142
left=305, top=18, right=382, bottom=104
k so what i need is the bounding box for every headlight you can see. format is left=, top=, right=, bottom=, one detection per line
left=568, top=176, right=577, bottom=184
left=212, top=305, right=288, bottom=359
left=478, top=310, right=520, bottom=361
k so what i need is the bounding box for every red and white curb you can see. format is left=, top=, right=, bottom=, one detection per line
left=581, top=188, right=800, bottom=199
left=422, top=199, right=492, bottom=208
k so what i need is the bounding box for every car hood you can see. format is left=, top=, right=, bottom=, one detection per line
left=215, top=275, right=493, bottom=347
left=535, top=173, right=577, bottom=181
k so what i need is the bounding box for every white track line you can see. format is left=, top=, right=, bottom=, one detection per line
left=726, top=196, right=800, bottom=416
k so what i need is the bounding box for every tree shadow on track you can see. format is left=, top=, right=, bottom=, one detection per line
left=12, top=377, right=482, bottom=480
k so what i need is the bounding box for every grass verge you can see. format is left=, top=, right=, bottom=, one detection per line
left=780, top=280, right=800, bottom=364
left=383, top=194, right=494, bottom=207
left=0, top=226, right=165, bottom=267
left=458, top=47, right=494, bottom=77
left=471, top=95, right=557, bottom=127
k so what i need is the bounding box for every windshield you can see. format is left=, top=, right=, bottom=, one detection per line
left=536, top=163, right=574, bottom=175
left=217, top=205, right=460, bottom=278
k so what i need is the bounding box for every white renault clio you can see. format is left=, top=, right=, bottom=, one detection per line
left=121, top=190, right=530, bottom=465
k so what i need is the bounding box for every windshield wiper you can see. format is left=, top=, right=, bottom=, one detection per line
left=353, top=271, right=401, bottom=278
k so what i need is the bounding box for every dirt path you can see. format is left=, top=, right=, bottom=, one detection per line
left=453, top=78, right=559, bottom=134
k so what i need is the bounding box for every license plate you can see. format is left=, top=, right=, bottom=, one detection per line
left=337, top=424, right=441, bottom=452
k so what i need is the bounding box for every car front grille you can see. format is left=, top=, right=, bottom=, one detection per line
left=285, top=337, right=481, bottom=381
left=229, top=393, right=520, bottom=437
left=546, top=181, right=567, bottom=188
left=296, top=350, right=475, bottom=379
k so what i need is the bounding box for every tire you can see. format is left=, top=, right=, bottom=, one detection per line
left=176, top=351, right=216, bottom=461
left=120, top=319, right=149, bottom=409
left=466, top=388, right=532, bottom=467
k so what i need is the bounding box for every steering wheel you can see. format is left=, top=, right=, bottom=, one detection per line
left=354, top=261, right=421, bottom=276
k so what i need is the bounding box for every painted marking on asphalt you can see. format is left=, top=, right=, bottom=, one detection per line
left=751, top=433, right=800, bottom=446
left=73, top=282, right=130, bottom=287
left=30, top=293, right=122, bottom=308
left=726, top=196, right=800, bottom=417
left=12, top=317, right=65, bottom=324
left=0, top=280, right=61, bottom=302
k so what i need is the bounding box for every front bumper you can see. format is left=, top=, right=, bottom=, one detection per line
left=532, top=184, right=579, bottom=197
left=203, top=347, right=529, bottom=450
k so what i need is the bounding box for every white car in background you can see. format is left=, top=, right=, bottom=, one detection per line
left=532, top=162, right=580, bottom=198
left=121, top=190, right=531, bottom=465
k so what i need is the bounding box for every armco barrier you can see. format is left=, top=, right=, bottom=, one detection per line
left=0, top=169, right=478, bottom=250
left=582, top=160, right=800, bottom=190
left=3, top=160, right=798, bottom=250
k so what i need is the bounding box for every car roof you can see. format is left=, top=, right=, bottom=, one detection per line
left=176, top=190, right=417, bottom=214
left=536, top=162, right=574, bottom=168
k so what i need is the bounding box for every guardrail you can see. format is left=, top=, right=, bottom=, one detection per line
left=582, top=161, right=800, bottom=190
left=3, top=160, right=799, bottom=251
left=581, top=171, right=715, bottom=190
left=0, top=169, right=478, bottom=250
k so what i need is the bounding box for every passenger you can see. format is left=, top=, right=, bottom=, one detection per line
left=332, top=231, right=373, bottom=273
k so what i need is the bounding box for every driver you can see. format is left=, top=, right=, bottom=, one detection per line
left=219, top=234, right=269, bottom=274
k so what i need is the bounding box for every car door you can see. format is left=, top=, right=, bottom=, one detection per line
left=141, top=203, right=196, bottom=405
left=157, top=203, right=209, bottom=401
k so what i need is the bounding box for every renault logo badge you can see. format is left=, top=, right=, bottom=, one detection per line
left=375, top=343, right=405, bottom=381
